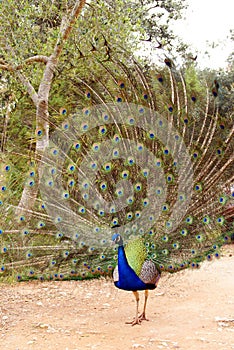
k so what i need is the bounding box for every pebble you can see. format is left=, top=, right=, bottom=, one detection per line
left=36, top=301, right=43, bottom=306
left=132, top=344, right=145, bottom=349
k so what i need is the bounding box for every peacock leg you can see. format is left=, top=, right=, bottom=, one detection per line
left=126, top=291, right=141, bottom=326
left=139, top=290, right=149, bottom=321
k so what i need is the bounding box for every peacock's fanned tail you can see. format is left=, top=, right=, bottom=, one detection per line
left=0, top=49, right=233, bottom=281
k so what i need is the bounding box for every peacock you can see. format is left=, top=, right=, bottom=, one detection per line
left=0, top=44, right=233, bottom=326
left=112, top=229, right=160, bottom=325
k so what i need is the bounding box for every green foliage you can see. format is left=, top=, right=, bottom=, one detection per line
left=184, top=65, right=206, bottom=96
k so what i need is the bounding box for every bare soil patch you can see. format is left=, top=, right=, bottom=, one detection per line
left=1, top=246, right=234, bottom=350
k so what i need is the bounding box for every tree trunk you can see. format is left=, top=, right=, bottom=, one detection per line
left=15, top=0, right=86, bottom=217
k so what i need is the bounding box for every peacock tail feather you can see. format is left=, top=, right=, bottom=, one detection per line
left=0, top=46, right=233, bottom=282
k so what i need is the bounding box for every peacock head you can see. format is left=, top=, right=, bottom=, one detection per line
left=111, top=224, right=123, bottom=246
left=111, top=233, right=123, bottom=246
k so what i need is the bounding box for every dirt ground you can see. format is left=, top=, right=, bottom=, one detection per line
left=0, top=245, right=233, bottom=350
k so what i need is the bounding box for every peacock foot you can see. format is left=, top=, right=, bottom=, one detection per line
left=125, top=317, right=142, bottom=326
left=138, top=312, right=149, bottom=322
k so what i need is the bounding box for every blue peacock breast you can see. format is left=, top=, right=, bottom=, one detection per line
left=114, top=278, right=156, bottom=291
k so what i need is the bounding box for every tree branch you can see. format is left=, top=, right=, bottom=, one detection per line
left=24, top=55, right=49, bottom=65
left=54, top=0, right=86, bottom=58
left=0, top=59, right=39, bottom=106
left=0, top=56, right=49, bottom=72
left=0, top=64, right=14, bottom=71
left=17, top=71, right=38, bottom=106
